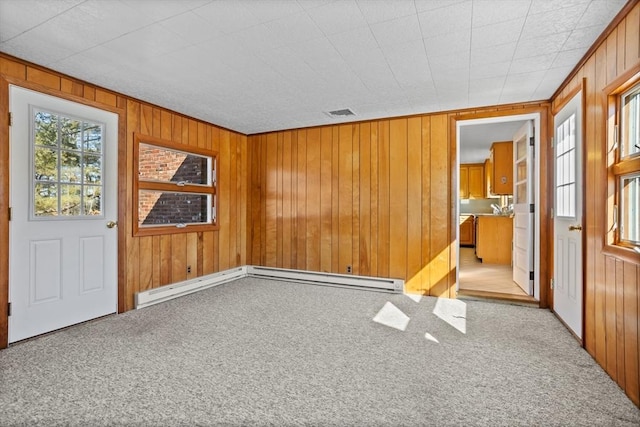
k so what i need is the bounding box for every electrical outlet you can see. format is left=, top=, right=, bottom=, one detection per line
left=187, top=265, right=192, bottom=274
left=346, top=265, right=352, bottom=273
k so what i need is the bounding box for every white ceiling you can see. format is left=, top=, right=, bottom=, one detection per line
left=0, top=0, right=627, bottom=135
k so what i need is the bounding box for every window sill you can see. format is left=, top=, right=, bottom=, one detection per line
left=602, top=243, right=640, bottom=265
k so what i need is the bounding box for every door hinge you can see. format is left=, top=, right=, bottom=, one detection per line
left=529, top=204, right=535, bottom=213
left=550, top=207, right=554, bottom=219
left=7, top=302, right=11, bottom=316
left=550, top=278, right=554, bottom=290
left=529, top=136, right=534, bottom=146
left=8, top=207, right=11, bottom=221
left=8, top=112, right=12, bottom=126
left=529, top=271, right=534, bottom=281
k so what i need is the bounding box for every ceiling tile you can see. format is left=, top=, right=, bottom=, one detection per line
left=414, top=0, right=469, bottom=13
left=383, top=40, right=433, bottom=88
left=356, top=0, right=416, bottom=24
left=578, top=0, right=627, bottom=28
left=471, top=18, right=525, bottom=49
left=470, top=43, right=517, bottom=66
left=520, top=4, right=587, bottom=40
left=329, top=26, right=379, bottom=58
left=424, top=30, right=471, bottom=57
left=306, top=0, right=368, bottom=35
left=417, top=1, right=472, bottom=38
left=563, top=25, right=606, bottom=50
left=160, top=11, right=223, bottom=45
left=509, top=53, right=557, bottom=74
left=528, top=0, right=588, bottom=15
left=514, top=32, right=570, bottom=59
left=370, top=14, right=422, bottom=48
left=191, top=1, right=267, bottom=33
left=120, top=0, right=209, bottom=23
left=472, top=0, right=531, bottom=27
left=265, top=11, right=325, bottom=46
left=470, top=61, right=511, bottom=79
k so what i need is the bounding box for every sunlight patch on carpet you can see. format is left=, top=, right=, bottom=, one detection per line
left=424, top=332, right=439, bottom=343
left=373, top=302, right=410, bottom=331
left=404, top=293, right=422, bottom=303
left=433, top=298, right=467, bottom=334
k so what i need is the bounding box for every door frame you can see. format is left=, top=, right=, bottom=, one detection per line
left=0, top=77, right=126, bottom=348
left=451, top=105, right=551, bottom=308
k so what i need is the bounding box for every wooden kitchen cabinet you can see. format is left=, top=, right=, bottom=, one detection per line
left=489, top=141, right=513, bottom=195
left=459, top=215, right=475, bottom=246
left=460, top=163, right=485, bottom=199
left=475, top=215, right=513, bottom=264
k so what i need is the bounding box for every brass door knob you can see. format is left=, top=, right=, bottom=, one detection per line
left=568, top=224, right=582, bottom=231
left=106, top=220, right=118, bottom=229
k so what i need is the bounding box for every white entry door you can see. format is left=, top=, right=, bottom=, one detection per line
left=512, top=121, right=534, bottom=294
left=9, top=86, right=118, bottom=343
left=553, top=91, right=583, bottom=339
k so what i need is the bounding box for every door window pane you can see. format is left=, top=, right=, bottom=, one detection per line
left=32, top=109, right=104, bottom=218
left=556, top=114, right=576, bottom=218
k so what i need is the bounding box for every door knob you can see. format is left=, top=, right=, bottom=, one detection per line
left=568, top=224, right=582, bottom=231
left=106, top=220, right=118, bottom=229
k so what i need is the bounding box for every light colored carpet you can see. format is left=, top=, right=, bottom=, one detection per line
left=1, top=277, right=638, bottom=426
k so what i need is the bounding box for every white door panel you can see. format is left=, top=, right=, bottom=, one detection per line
left=512, top=121, right=534, bottom=294
left=553, top=91, right=583, bottom=339
left=9, top=86, right=118, bottom=343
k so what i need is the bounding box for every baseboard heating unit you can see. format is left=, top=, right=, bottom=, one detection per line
left=135, top=265, right=404, bottom=309
left=135, top=266, right=248, bottom=309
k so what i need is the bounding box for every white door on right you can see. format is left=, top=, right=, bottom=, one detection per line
left=553, top=91, right=583, bottom=339
left=512, top=121, right=534, bottom=294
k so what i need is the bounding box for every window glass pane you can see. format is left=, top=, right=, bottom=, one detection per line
left=60, top=151, right=81, bottom=182
left=622, top=84, right=640, bottom=158
left=138, top=143, right=210, bottom=186
left=139, top=190, right=210, bottom=226
left=32, top=109, right=104, bottom=218
left=60, top=184, right=81, bottom=216
left=620, top=174, right=640, bottom=244
left=34, top=147, right=58, bottom=181
left=84, top=186, right=102, bottom=216
left=34, top=183, right=58, bottom=216
left=556, top=114, right=577, bottom=218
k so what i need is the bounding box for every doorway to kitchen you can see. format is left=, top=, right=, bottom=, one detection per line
left=455, top=113, right=541, bottom=303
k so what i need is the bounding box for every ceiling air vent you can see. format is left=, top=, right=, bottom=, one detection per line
left=325, top=108, right=355, bottom=118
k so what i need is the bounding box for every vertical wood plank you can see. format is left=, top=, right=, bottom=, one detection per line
left=605, top=256, right=618, bottom=380
left=239, top=135, right=248, bottom=266
left=421, top=117, right=432, bottom=294
left=151, top=235, right=161, bottom=287
left=125, top=100, right=140, bottom=309
left=265, top=133, right=278, bottom=267
left=623, top=262, right=639, bottom=403
left=306, top=128, right=321, bottom=272
left=160, top=235, right=172, bottom=285
left=219, top=130, right=231, bottom=270
left=160, top=111, right=172, bottom=140
left=229, top=133, right=238, bottom=267
left=430, top=114, right=449, bottom=297
left=171, top=234, right=187, bottom=283
left=406, top=117, right=422, bottom=293
left=582, top=55, right=597, bottom=358
left=338, top=125, right=353, bottom=274
left=389, top=119, right=408, bottom=280
left=140, top=104, right=153, bottom=136
left=138, top=236, right=153, bottom=292
left=202, top=231, right=214, bottom=275
left=276, top=133, right=284, bottom=268
left=320, top=127, right=333, bottom=272
left=377, top=120, right=390, bottom=278
left=359, top=122, right=371, bottom=276
left=186, top=232, right=198, bottom=280
left=331, top=126, right=340, bottom=273
left=351, top=125, right=360, bottom=275
left=281, top=131, right=292, bottom=269
left=624, top=4, right=640, bottom=70
left=296, top=130, right=307, bottom=270
left=370, top=123, right=379, bottom=277
left=615, top=259, right=626, bottom=389
left=290, top=131, right=298, bottom=269
left=152, top=108, right=161, bottom=138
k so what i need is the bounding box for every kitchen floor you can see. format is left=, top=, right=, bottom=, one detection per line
left=458, top=247, right=536, bottom=301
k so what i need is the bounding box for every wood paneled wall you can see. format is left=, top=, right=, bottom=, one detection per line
left=247, top=101, right=549, bottom=297
left=551, top=1, right=640, bottom=406
left=248, top=117, right=452, bottom=296
left=0, top=53, right=250, bottom=346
